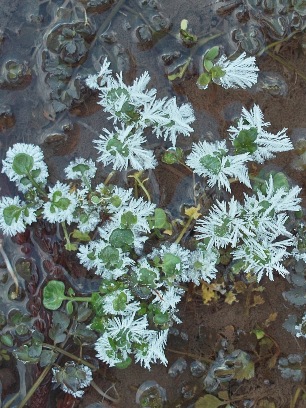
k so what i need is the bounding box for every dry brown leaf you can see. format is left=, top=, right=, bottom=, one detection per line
left=234, top=281, right=247, bottom=293
left=250, top=294, right=265, bottom=308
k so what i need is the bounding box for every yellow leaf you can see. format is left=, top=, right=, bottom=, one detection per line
left=224, top=291, right=238, bottom=305
left=195, top=395, right=223, bottom=408
left=267, top=353, right=278, bottom=369
left=217, top=390, right=229, bottom=401
left=201, top=282, right=219, bottom=304
left=264, top=312, right=278, bottom=327
left=163, top=229, right=172, bottom=236
left=185, top=204, right=201, bottom=220
left=258, top=399, right=276, bottom=408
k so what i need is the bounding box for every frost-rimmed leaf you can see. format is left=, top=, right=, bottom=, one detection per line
left=43, top=281, right=66, bottom=310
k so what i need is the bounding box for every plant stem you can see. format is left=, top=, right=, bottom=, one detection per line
left=104, top=171, right=115, bottom=185
left=175, top=216, right=193, bottom=244
left=0, top=239, right=19, bottom=297
left=42, top=343, right=96, bottom=370
left=27, top=173, right=48, bottom=198
left=61, top=221, right=73, bottom=250
left=166, top=348, right=212, bottom=364
left=90, top=380, right=120, bottom=403
left=266, top=51, right=306, bottom=82
left=128, top=171, right=151, bottom=201
left=64, top=295, right=92, bottom=302
left=17, top=364, right=52, bottom=408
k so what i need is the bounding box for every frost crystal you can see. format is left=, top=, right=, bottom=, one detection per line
left=64, top=157, right=97, bottom=182
left=232, top=237, right=294, bottom=281
left=52, top=362, right=92, bottom=398
left=94, top=125, right=157, bottom=171
left=213, top=52, right=259, bottom=89
left=228, top=104, right=293, bottom=163
left=43, top=181, right=77, bottom=224
left=195, top=198, right=248, bottom=249
left=186, top=140, right=250, bottom=192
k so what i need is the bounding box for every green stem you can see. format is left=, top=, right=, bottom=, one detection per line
left=128, top=171, right=151, bottom=201
left=61, top=221, right=72, bottom=249
left=257, top=23, right=306, bottom=57
left=27, top=173, right=48, bottom=198
left=175, top=216, right=193, bottom=244
left=42, top=343, right=96, bottom=370
left=64, top=295, right=92, bottom=302
left=17, top=364, right=52, bottom=408
left=104, top=171, right=115, bottom=185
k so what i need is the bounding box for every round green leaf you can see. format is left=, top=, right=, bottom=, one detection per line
left=43, top=281, right=66, bottom=310
left=12, top=153, right=34, bottom=175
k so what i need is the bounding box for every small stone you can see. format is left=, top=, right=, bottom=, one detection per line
left=168, top=358, right=187, bottom=377
left=180, top=331, right=188, bottom=341
left=0, top=105, right=15, bottom=131
left=190, top=360, right=206, bottom=377
left=169, top=327, right=179, bottom=336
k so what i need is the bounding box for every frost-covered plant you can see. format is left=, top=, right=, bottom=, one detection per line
left=52, top=362, right=93, bottom=398
left=228, top=104, right=293, bottom=163
left=197, top=46, right=259, bottom=90
left=0, top=56, right=305, bottom=376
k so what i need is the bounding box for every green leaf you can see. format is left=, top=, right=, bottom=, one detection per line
left=113, top=292, right=127, bottom=311
left=204, top=59, right=213, bottom=72
left=12, top=153, right=34, bottom=175
left=3, top=205, right=22, bottom=226
left=0, top=334, right=13, bottom=347
left=13, top=345, right=40, bottom=364
left=53, top=311, right=70, bottom=330
left=162, top=253, right=181, bottom=276
left=66, top=301, right=74, bottom=315
left=200, top=154, right=221, bottom=175
left=54, top=197, right=71, bottom=210
left=197, top=73, right=211, bottom=88
left=39, top=349, right=58, bottom=367
left=115, top=356, right=132, bottom=369
left=43, top=281, right=66, bottom=310
left=161, top=147, right=184, bottom=165
left=71, top=229, right=91, bottom=242
left=204, top=46, right=220, bottom=61
left=138, top=268, right=157, bottom=286
left=233, top=128, right=258, bottom=154
left=153, top=311, right=169, bottom=325
left=153, top=208, right=167, bottom=229
left=211, top=66, right=226, bottom=79
left=109, top=228, right=134, bottom=250
left=253, top=170, right=290, bottom=194
left=99, top=245, right=122, bottom=269
left=71, top=163, right=90, bottom=175
left=195, top=395, right=223, bottom=408
left=120, top=211, right=137, bottom=228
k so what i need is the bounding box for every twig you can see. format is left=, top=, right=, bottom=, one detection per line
left=0, top=239, right=19, bottom=297
left=90, top=380, right=120, bottom=403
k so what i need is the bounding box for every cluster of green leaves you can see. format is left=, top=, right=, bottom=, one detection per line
left=197, top=46, right=225, bottom=89
left=13, top=307, right=96, bottom=367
